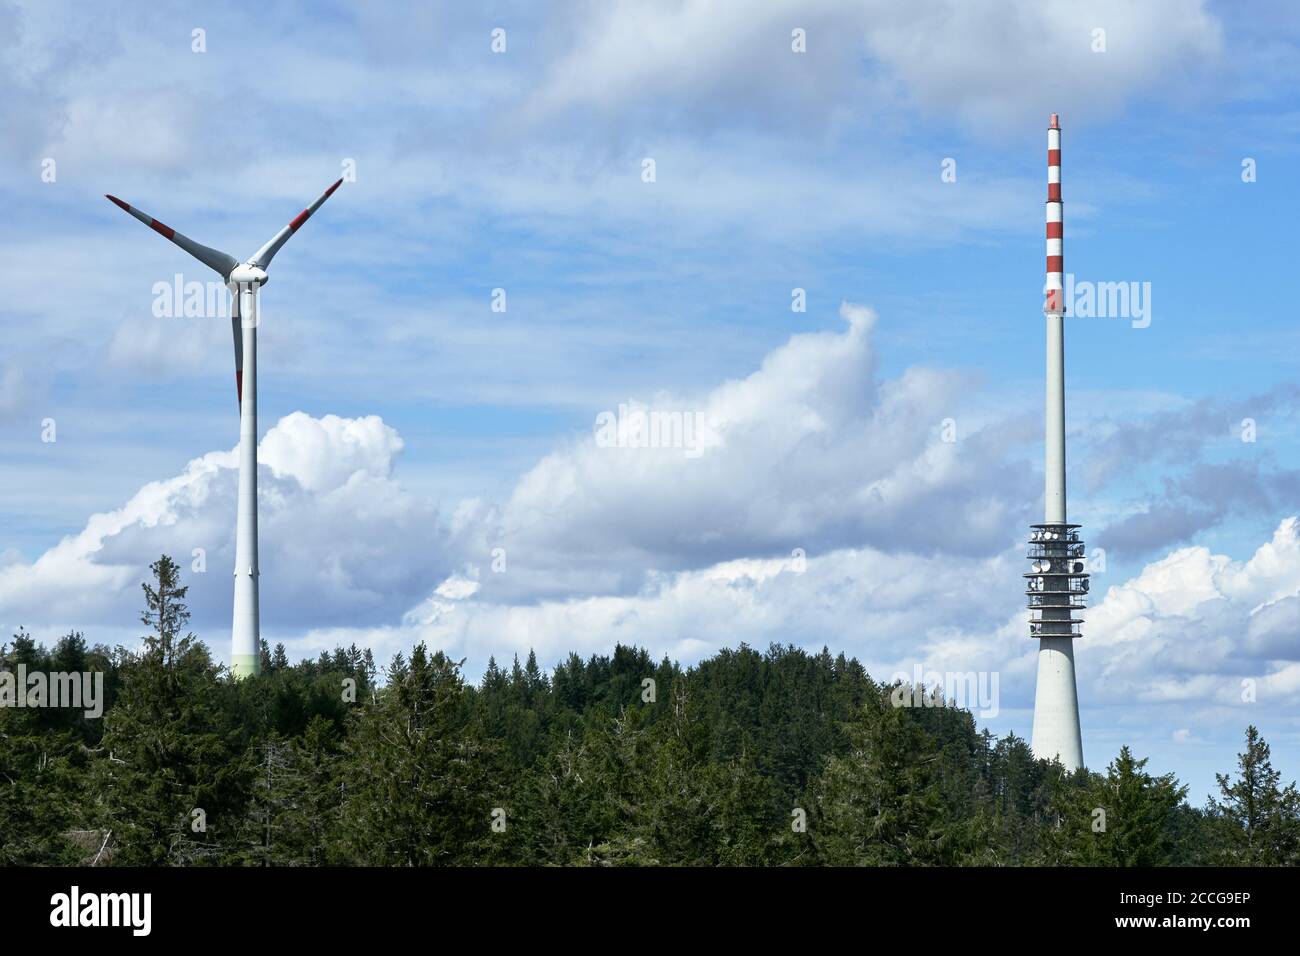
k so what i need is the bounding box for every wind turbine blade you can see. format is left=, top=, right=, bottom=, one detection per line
left=247, top=178, right=344, bottom=269
left=104, top=195, right=239, bottom=279
left=231, top=289, right=244, bottom=407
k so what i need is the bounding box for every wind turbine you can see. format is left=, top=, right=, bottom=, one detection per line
left=106, top=179, right=344, bottom=678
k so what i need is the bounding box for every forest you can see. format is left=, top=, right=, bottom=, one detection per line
left=1, top=555, right=1297, bottom=867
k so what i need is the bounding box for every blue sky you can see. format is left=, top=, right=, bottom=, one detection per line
left=2, top=0, right=1299, bottom=800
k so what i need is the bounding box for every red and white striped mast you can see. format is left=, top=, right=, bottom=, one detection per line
left=1027, top=113, right=1087, bottom=771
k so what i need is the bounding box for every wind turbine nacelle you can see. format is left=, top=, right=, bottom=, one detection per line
left=228, top=264, right=269, bottom=288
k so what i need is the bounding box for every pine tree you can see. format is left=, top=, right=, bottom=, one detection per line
left=618, top=680, right=726, bottom=865
left=0, top=630, right=87, bottom=864
left=235, top=733, right=300, bottom=865
left=89, top=556, right=248, bottom=865
left=807, top=691, right=975, bottom=865
left=7, top=612, right=1274, bottom=869
left=1040, top=747, right=1186, bottom=866
left=292, top=714, right=345, bottom=863
left=1207, top=726, right=1300, bottom=865
left=503, top=728, right=607, bottom=864
left=1097, top=747, right=1186, bottom=865
left=230, top=716, right=344, bottom=866
left=578, top=705, right=660, bottom=866
left=981, top=732, right=1051, bottom=863
left=337, top=645, right=497, bottom=865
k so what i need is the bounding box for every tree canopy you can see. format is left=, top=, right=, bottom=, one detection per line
left=1, top=555, right=1292, bottom=867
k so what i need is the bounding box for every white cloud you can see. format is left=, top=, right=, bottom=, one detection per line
left=527, top=0, right=1223, bottom=133
left=859, top=0, right=1222, bottom=130
left=477, top=303, right=1029, bottom=607
left=1082, top=518, right=1300, bottom=707
left=381, top=514, right=1300, bottom=735
left=525, top=0, right=864, bottom=126
left=52, top=88, right=200, bottom=173
left=259, top=413, right=403, bottom=492
left=2, top=303, right=1030, bottom=651
left=4, top=298, right=1298, bottom=756
left=375, top=544, right=1023, bottom=688
left=0, top=410, right=446, bottom=638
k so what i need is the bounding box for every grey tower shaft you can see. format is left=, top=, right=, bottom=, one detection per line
left=1027, top=114, right=1085, bottom=771
left=230, top=280, right=261, bottom=678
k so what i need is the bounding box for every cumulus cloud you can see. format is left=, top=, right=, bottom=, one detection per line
left=475, top=303, right=1031, bottom=606
left=23, top=298, right=1299, bottom=710
left=8, top=293, right=1297, bottom=703
left=0, top=411, right=448, bottom=637
left=287, top=506, right=1300, bottom=756
left=3, top=292, right=1299, bottom=780
left=1083, top=517, right=1300, bottom=708
left=387, top=545, right=1022, bottom=681
left=385, top=514, right=1300, bottom=738
left=1, top=304, right=1032, bottom=649
left=259, top=413, right=404, bottom=492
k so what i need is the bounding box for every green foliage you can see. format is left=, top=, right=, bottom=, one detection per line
left=6, top=555, right=1296, bottom=867
left=90, top=555, right=249, bottom=865
left=1206, top=725, right=1300, bottom=865
left=336, top=645, right=498, bottom=865
left=1038, top=746, right=1188, bottom=866
left=807, top=689, right=980, bottom=865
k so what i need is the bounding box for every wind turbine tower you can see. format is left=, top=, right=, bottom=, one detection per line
left=1026, top=114, right=1087, bottom=770
left=107, top=179, right=343, bottom=678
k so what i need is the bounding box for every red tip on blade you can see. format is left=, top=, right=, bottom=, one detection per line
left=1049, top=113, right=1060, bottom=129
left=106, top=195, right=130, bottom=211
left=287, top=179, right=344, bottom=231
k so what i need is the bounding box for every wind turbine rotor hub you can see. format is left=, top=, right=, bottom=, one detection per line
left=228, top=263, right=268, bottom=287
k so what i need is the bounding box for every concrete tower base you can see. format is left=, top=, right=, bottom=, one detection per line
left=1030, top=636, right=1083, bottom=771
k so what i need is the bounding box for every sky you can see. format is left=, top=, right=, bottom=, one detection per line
left=1, top=0, right=1298, bottom=801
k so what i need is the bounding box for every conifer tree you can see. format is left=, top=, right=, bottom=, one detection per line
left=337, top=645, right=496, bottom=865
left=808, top=690, right=972, bottom=865
left=90, top=556, right=247, bottom=865
left=5, top=602, right=1285, bottom=870
left=1207, top=725, right=1300, bottom=865
left=1040, top=747, right=1186, bottom=866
